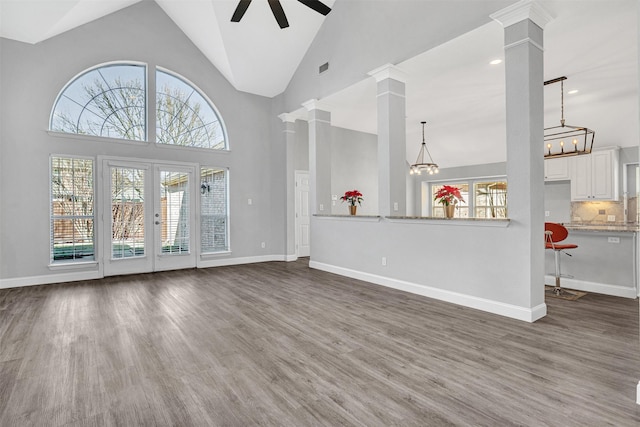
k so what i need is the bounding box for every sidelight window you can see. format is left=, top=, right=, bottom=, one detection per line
left=50, top=156, right=95, bottom=263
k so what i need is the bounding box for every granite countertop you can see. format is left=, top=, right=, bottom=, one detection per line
left=562, top=223, right=640, bottom=233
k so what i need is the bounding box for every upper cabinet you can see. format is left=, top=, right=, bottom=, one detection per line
left=544, top=157, right=570, bottom=181
left=570, top=147, right=619, bottom=201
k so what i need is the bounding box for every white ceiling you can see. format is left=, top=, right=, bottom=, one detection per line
left=0, top=0, right=637, bottom=168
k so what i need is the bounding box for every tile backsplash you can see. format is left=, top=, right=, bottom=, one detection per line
left=571, top=199, right=638, bottom=224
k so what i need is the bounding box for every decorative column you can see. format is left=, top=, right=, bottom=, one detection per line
left=491, top=0, right=552, bottom=310
left=278, top=113, right=297, bottom=260
left=302, top=99, right=332, bottom=215
left=368, top=64, right=407, bottom=217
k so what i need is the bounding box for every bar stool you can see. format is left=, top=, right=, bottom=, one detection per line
left=544, top=222, right=578, bottom=296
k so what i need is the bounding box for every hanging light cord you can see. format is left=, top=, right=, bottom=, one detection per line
left=422, top=122, right=436, bottom=163
left=560, top=80, right=565, bottom=127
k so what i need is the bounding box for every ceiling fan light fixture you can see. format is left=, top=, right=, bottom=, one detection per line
left=409, top=121, right=439, bottom=176
left=544, top=76, right=595, bottom=159
left=231, top=0, right=331, bottom=29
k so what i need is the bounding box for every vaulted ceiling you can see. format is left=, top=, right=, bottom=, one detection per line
left=0, top=0, right=335, bottom=97
left=0, top=0, right=637, bottom=168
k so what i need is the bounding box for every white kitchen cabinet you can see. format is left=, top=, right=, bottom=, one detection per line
left=544, top=157, right=570, bottom=181
left=570, top=147, right=619, bottom=201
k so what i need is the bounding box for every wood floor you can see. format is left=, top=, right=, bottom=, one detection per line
left=1, top=259, right=639, bottom=426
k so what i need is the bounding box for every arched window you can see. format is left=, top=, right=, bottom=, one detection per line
left=51, top=64, right=146, bottom=140
left=50, top=63, right=227, bottom=150
left=156, top=70, right=226, bottom=150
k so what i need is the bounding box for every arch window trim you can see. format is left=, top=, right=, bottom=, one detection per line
left=49, top=61, right=228, bottom=151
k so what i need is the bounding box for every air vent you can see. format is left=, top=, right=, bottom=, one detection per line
left=319, top=62, right=329, bottom=74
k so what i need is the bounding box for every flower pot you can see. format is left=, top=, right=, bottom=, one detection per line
left=349, top=205, right=357, bottom=215
left=444, top=204, right=455, bottom=218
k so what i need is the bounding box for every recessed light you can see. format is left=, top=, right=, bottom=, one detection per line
left=489, top=59, right=502, bottom=65
left=568, top=89, right=579, bottom=95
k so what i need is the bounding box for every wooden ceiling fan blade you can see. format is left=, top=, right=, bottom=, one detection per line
left=268, top=0, right=289, bottom=28
left=231, top=0, right=252, bottom=22
left=297, top=0, right=331, bottom=16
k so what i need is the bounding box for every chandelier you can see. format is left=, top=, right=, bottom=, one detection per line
left=544, top=76, right=594, bottom=158
left=409, top=121, right=439, bottom=175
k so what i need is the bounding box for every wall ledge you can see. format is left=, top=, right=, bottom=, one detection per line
left=385, top=216, right=510, bottom=227
left=314, top=214, right=381, bottom=222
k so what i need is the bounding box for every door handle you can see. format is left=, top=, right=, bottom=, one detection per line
left=155, top=221, right=160, bottom=225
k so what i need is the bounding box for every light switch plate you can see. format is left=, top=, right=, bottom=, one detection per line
left=608, top=237, right=620, bottom=243
left=607, top=215, right=616, bottom=222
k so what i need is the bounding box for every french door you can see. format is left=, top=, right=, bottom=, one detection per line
left=102, top=159, right=196, bottom=276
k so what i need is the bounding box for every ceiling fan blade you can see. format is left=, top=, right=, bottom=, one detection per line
left=297, top=0, right=331, bottom=16
left=231, top=0, right=252, bottom=22
left=268, top=0, right=289, bottom=28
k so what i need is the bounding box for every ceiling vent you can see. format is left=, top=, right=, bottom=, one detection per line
left=319, top=62, right=329, bottom=74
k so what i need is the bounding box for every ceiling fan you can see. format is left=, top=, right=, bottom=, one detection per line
left=231, top=0, right=331, bottom=29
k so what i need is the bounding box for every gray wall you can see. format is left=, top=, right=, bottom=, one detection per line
left=330, top=127, right=378, bottom=215
left=0, top=1, right=280, bottom=281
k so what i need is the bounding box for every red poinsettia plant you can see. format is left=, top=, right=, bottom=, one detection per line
left=434, top=185, right=465, bottom=206
left=340, top=190, right=363, bottom=207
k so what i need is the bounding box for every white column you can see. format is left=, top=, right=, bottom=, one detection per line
left=278, top=113, right=297, bottom=260
left=302, top=99, right=332, bottom=215
left=368, top=64, right=407, bottom=217
left=492, top=0, right=552, bottom=309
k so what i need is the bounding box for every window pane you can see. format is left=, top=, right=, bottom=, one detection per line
left=160, top=170, right=190, bottom=254
left=156, top=70, right=226, bottom=150
left=51, top=157, right=95, bottom=262
left=111, top=167, right=146, bottom=259
left=432, top=183, right=468, bottom=218
left=51, top=64, right=146, bottom=141
left=474, top=181, right=508, bottom=218
left=201, top=167, right=228, bottom=253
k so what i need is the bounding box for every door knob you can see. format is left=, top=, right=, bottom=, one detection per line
left=155, top=221, right=160, bottom=225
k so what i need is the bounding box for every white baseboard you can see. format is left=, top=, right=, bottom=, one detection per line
left=637, top=381, right=640, bottom=405
left=311, top=261, right=547, bottom=323
left=544, top=275, right=637, bottom=298
left=2, top=255, right=295, bottom=289
left=0, top=269, right=102, bottom=290
left=198, top=254, right=288, bottom=268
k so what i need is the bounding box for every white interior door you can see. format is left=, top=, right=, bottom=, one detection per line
left=295, top=171, right=310, bottom=257
left=103, top=159, right=196, bottom=276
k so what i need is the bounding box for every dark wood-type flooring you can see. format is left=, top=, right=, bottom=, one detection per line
left=1, top=259, right=639, bottom=426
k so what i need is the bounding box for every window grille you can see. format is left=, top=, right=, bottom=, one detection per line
left=51, top=64, right=146, bottom=140
left=156, top=70, right=226, bottom=150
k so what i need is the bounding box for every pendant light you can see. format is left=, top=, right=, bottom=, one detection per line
left=544, top=76, right=595, bottom=158
left=409, top=121, right=439, bottom=175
